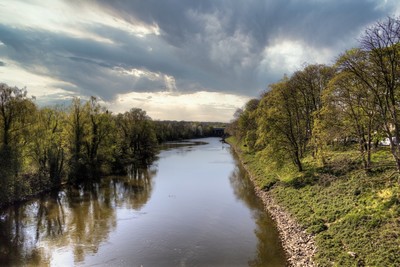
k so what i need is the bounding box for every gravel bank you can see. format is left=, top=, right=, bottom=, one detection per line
left=232, top=145, right=317, bottom=267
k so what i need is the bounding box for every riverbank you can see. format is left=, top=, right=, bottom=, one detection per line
left=0, top=137, right=288, bottom=266
left=227, top=137, right=400, bottom=266
left=229, top=138, right=316, bottom=266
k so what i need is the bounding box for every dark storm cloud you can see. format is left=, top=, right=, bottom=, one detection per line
left=0, top=0, right=397, bottom=101
left=0, top=24, right=180, bottom=99
left=96, top=0, right=386, bottom=47
left=87, top=0, right=397, bottom=93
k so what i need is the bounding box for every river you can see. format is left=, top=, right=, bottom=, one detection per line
left=0, top=137, right=287, bottom=266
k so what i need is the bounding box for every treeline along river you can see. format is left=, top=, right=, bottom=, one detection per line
left=0, top=138, right=286, bottom=266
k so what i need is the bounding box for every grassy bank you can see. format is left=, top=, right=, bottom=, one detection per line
left=227, top=137, right=400, bottom=266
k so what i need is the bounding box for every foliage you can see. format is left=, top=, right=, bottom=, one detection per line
left=257, top=78, right=307, bottom=171
left=0, top=84, right=34, bottom=203
left=230, top=16, right=400, bottom=173
left=112, top=108, right=158, bottom=171
left=28, top=107, right=65, bottom=187
left=228, top=16, right=400, bottom=266
left=322, top=69, right=379, bottom=169
left=154, top=120, right=226, bottom=142
left=0, top=81, right=228, bottom=207
left=337, top=17, right=400, bottom=170
left=0, top=89, right=164, bottom=206
left=230, top=137, right=400, bottom=266
left=249, top=65, right=333, bottom=172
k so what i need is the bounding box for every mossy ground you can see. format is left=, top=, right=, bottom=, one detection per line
left=227, top=137, right=400, bottom=267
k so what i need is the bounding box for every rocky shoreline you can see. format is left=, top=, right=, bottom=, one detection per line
left=254, top=184, right=317, bottom=266
left=231, top=144, right=317, bottom=267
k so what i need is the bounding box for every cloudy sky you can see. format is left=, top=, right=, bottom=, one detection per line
left=0, top=0, right=399, bottom=121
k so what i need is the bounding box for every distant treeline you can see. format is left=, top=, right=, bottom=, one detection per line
left=154, top=120, right=226, bottom=142
left=228, top=16, right=400, bottom=173
left=0, top=85, right=225, bottom=206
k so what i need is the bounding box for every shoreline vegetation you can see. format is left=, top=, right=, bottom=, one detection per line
left=226, top=16, right=400, bottom=266
left=2, top=14, right=400, bottom=266
left=229, top=137, right=316, bottom=266
left=0, top=86, right=226, bottom=208
left=227, top=136, right=400, bottom=266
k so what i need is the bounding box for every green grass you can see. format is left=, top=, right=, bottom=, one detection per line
left=227, top=137, right=400, bottom=266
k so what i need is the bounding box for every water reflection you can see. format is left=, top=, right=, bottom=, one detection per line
left=0, top=203, right=50, bottom=266
left=0, top=139, right=287, bottom=267
left=117, top=165, right=156, bottom=210
left=0, top=165, right=156, bottom=266
left=229, top=149, right=287, bottom=267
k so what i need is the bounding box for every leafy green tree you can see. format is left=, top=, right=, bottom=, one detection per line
left=226, top=108, right=243, bottom=141
left=339, top=17, right=400, bottom=170
left=0, top=84, right=34, bottom=148
left=290, top=64, right=335, bottom=157
left=323, top=69, right=379, bottom=169
left=0, top=83, right=36, bottom=202
left=82, top=97, right=114, bottom=179
left=28, top=107, right=66, bottom=188
left=114, top=108, right=158, bottom=172
left=238, top=99, right=259, bottom=150
left=66, top=97, right=88, bottom=183
left=257, top=78, right=307, bottom=171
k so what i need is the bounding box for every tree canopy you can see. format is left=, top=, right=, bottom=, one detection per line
left=229, top=16, right=400, bottom=174
left=0, top=85, right=226, bottom=206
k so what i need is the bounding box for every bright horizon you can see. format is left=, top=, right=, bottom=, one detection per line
left=1, top=0, right=399, bottom=121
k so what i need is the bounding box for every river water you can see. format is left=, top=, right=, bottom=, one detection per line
left=0, top=138, right=286, bottom=266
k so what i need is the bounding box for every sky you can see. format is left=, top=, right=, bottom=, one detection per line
left=0, top=0, right=399, bottom=122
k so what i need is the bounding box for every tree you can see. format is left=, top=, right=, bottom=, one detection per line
left=339, top=17, right=400, bottom=170
left=290, top=64, right=335, bottom=158
left=238, top=99, right=259, bottom=150
left=0, top=84, right=35, bottom=202
left=114, top=108, right=158, bottom=173
left=82, top=97, right=114, bottom=179
left=225, top=108, right=243, bottom=140
left=66, top=97, right=88, bottom=183
left=257, top=78, right=307, bottom=171
left=0, top=84, right=32, bottom=148
left=323, top=69, right=379, bottom=169
left=65, top=97, right=116, bottom=182
left=29, top=107, right=65, bottom=188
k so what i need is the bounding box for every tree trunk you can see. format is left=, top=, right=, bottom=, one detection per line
left=293, top=150, right=303, bottom=172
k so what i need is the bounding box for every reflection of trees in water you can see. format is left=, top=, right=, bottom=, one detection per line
left=229, top=150, right=262, bottom=210
left=0, top=165, right=156, bottom=266
left=112, top=165, right=156, bottom=210
left=248, top=217, right=287, bottom=267
left=229, top=165, right=260, bottom=209
left=63, top=186, right=117, bottom=263
left=229, top=149, right=287, bottom=267
left=0, top=203, right=51, bottom=265
left=35, top=193, right=66, bottom=240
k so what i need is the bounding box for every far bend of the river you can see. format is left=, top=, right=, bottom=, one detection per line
left=0, top=137, right=287, bottom=267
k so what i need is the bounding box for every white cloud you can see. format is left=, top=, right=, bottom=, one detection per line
left=0, top=0, right=160, bottom=43
left=108, top=91, right=250, bottom=122
left=163, top=75, right=177, bottom=92
left=0, top=58, right=77, bottom=99
left=112, top=67, right=178, bottom=92
left=1, top=0, right=397, bottom=122
left=258, top=39, right=333, bottom=77
left=113, top=67, right=161, bottom=80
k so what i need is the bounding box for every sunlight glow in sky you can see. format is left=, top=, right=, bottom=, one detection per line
left=0, top=0, right=399, bottom=121
left=110, top=91, right=250, bottom=122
